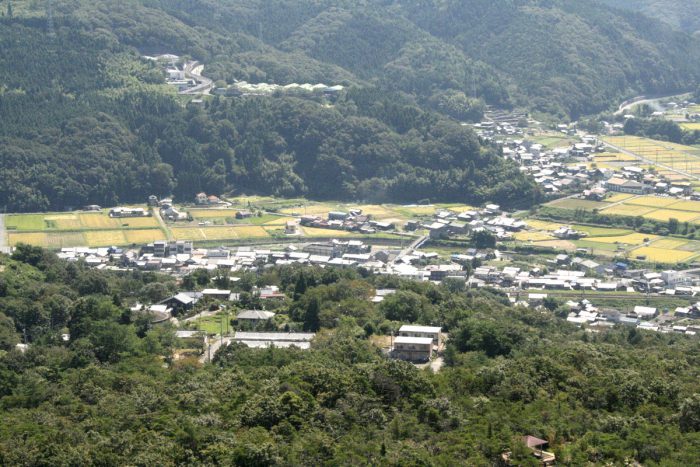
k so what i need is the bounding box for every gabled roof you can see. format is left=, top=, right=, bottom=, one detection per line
left=522, top=435, right=548, bottom=448
left=237, top=310, right=275, bottom=320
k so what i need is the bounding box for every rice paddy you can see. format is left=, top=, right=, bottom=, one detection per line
left=630, top=247, right=697, bottom=263
left=84, top=231, right=127, bottom=247
left=601, top=204, right=656, bottom=217
left=642, top=209, right=699, bottom=223
left=602, top=136, right=700, bottom=178
left=548, top=198, right=610, bottom=210
left=584, top=233, right=656, bottom=245
left=625, top=196, right=678, bottom=208
left=513, top=231, right=554, bottom=242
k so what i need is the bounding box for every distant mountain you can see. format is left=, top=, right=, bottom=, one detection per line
left=597, top=0, right=700, bottom=35
left=1, top=0, right=699, bottom=211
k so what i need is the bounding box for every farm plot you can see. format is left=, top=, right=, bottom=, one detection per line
left=548, top=198, right=610, bottom=210
left=603, top=136, right=700, bottom=177
left=513, top=231, right=554, bottom=242
left=172, top=226, right=270, bottom=242
left=594, top=152, right=638, bottom=163
left=84, top=231, right=127, bottom=247
left=681, top=123, right=700, bottom=131
left=78, top=213, right=121, bottom=229
left=605, top=193, right=637, bottom=203
left=46, top=214, right=82, bottom=230
left=125, top=229, right=166, bottom=244
left=642, top=209, right=700, bottom=223
left=524, top=219, right=562, bottom=231
left=667, top=200, right=700, bottom=212
left=172, top=228, right=207, bottom=241
left=651, top=238, right=689, bottom=249
left=5, top=214, right=49, bottom=231
left=189, top=209, right=238, bottom=219
left=531, top=240, right=577, bottom=251
left=625, top=196, right=678, bottom=208
left=630, top=247, right=697, bottom=263
left=601, top=204, right=656, bottom=217
left=114, top=216, right=159, bottom=228
left=8, top=232, right=48, bottom=246
left=301, top=227, right=354, bottom=238
left=571, top=225, right=632, bottom=237
left=584, top=233, right=656, bottom=246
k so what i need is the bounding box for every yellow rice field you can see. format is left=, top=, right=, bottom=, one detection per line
left=172, top=226, right=270, bottom=241
left=280, top=204, right=337, bottom=216
left=681, top=122, right=700, bottom=131
left=532, top=240, right=577, bottom=251
left=189, top=209, right=238, bottom=219
left=124, top=229, right=166, bottom=244
left=8, top=232, right=48, bottom=246
left=667, top=200, right=700, bottom=212
left=78, top=213, right=122, bottom=229
left=602, top=204, right=656, bottom=217
left=642, top=209, right=700, bottom=223
left=524, top=219, right=563, bottom=231
left=263, top=216, right=297, bottom=225
left=84, top=231, right=127, bottom=247
left=652, top=238, right=689, bottom=249
left=46, top=232, right=86, bottom=248
left=585, top=233, right=656, bottom=245
left=301, top=227, right=354, bottom=237
left=625, top=196, right=678, bottom=208
left=115, top=216, right=159, bottom=228
left=171, top=228, right=207, bottom=241
left=513, top=231, right=554, bottom=242
left=605, top=193, right=637, bottom=203
left=46, top=214, right=82, bottom=230
left=630, top=247, right=697, bottom=263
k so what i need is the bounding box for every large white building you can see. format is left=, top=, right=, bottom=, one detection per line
left=398, top=325, right=442, bottom=346
left=392, top=336, right=433, bottom=361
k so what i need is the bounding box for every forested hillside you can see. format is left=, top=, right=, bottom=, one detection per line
left=1, top=0, right=699, bottom=211
left=598, top=0, right=700, bottom=35
left=1, top=248, right=700, bottom=464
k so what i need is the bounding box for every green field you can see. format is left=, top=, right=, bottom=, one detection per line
left=189, top=313, right=231, bottom=335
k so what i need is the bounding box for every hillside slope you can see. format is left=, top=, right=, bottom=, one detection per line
left=1, top=0, right=699, bottom=211
left=598, top=0, right=700, bottom=35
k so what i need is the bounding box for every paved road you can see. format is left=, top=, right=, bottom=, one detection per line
left=392, top=235, right=427, bottom=264
left=602, top=140, right=700, bottom=182
left=181, top=61, right=213, bottom=95
left=0, top=214, right=9, bottom=254
left=200, top=336, right=231, bottom=363
left=182, top=308, right=221, bottom=323
left=152, top=208, right=174, bottom=241
left=614, top=91, right=690, bottom=116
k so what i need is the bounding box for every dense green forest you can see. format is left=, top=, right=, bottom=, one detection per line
left=1, top=247, right=700, bottom=464
left=2, top=0, right=700, bottom=211
left=598, top=0, right=700, bottom=35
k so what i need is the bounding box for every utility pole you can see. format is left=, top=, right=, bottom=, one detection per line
left=47, top=0, right=55, bottom=37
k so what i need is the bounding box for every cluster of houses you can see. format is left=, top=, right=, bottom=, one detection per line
left=496, top=136, right=602, bottom=195
left=300, top=210, right=393, bottom=234
left=563, top=299, right=700, bottom=336
left=194, top=192, right=228, bottom=206
left=414, top=204, right=527, bottom=241
left=603, top=165, right=694, bottom=197
left=471, top=260, right=700, bottom=295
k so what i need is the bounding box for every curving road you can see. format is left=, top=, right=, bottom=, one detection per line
left=181, top=61, right=213, bottom=95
